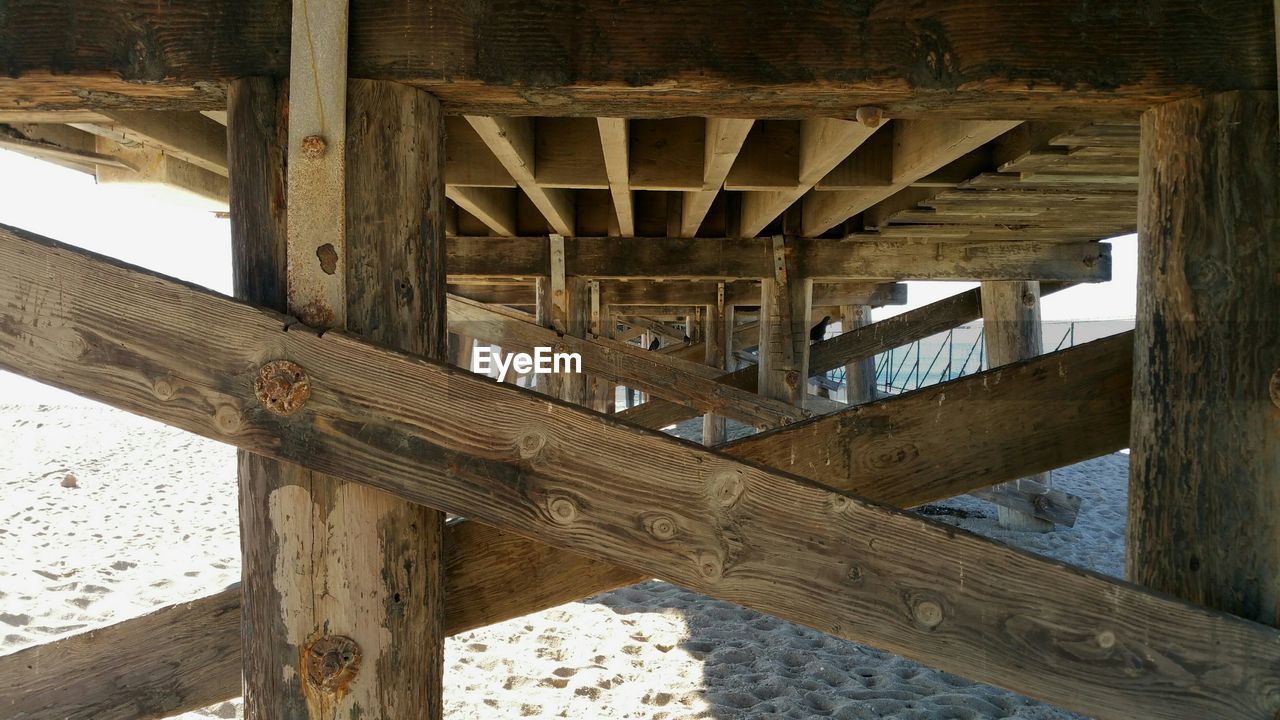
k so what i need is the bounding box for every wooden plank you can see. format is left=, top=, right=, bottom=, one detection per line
left=681, top=118, right=754, bottom=237
left=98, top=111, right=228, bottom=175
left=465, top=116, right=575, bottom=235
left=597, top=118, right=635, bottom=236
left=535, top=117, right=608, bottom=189
left=703, top=283, right=728, bottom=444
left=599, top=280, right=903, bottom=308
left=0, top=129, right=133, bottom=169
left=727, top=331, right=1134, bottom=508
left=444, top=115, right=515, bottom=187
left=451, top=294, right=808, bottom=428
left=629, top=118, right=704, bottom=190
left=445, top=186, right=518, bottom=236
left=446, top=236, right=1111, bottom=282
left=1130, top=91, right=1280, bottom=625
left=740, top=118, right=879, bottom=237
left=970, top=486, right=1082, bottom=528
left=802, top=121, right=1020, bottom=236
left=758, top=236, right=808, bottom=406
left=4, top=227, right=1277, bottom=720
left=1, top=2, right=1274, bottom=119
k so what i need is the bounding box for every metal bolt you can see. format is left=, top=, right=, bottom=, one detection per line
left=303, top=635, right=361, bottom=695
left=254, top=360, right=311, bottom=416
left=855, top=106, right=884, bottom=128
left=301, top=134, right=327, bottom=158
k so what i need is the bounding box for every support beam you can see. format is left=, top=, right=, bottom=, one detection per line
left=233, top=72, right=448, bottom=718
left=4, top=4, right=1271, bottom=119
left=740, top=118, right=879, bottom=237
left=447, top=235, right=1112, bottom=282
left=597, top=118, right=634, bottom=236
left=466, top=116, right=574, bottom=235
left=601, top=280, right=905, bottom=308
left=840, top=304, right=875, bottom=403
left=3, top=227, right=1275, bottom=720
left=702, top=283, right=728, bottom=444
left=445, top=186, right=517, bottom=236
left=981, top=280, right=1051, bottom=531
left=803, top=120, right=1020, bottom=236
left=758, top=236, right=809, bottom=406
left=682, top=118, right=754, bottom=237
left=97, top=111, right=228, bottom=175
left=1129, top=90, right=1280, bottom=625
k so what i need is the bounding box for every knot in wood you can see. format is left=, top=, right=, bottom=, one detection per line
left=1021, top=291, right=1037, bottom=308
left=303, top=635, right=361, bottom=696
left=1270, top=369, right=1280, bottom=409
left=845, top=564, right=863, bottom=584
left=644, top=513, right=678, bottom=541
left=518, top=431, right=547, bottom=460
left=697, top=551, right=724, bottom=582
left=300, top=134, right=327, bottom=158
left=214, top=405, right=242, bottom=434
left=152, top=377, right=175, bottom=400
left=255, top=360, right=311, bottom=415
left=546, top=495, right=579, bottom=526
left=1096, top=630, right=1116, bottom=649
left=912, top=599, right=944, bottom=629
left=709, top=471, right=745, bottom=508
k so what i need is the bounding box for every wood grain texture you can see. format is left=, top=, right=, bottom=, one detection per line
left=0, top=521, right=642, bottom=720
left=446, top=235, right=1111, bottom=282
left=0, top=2, right=1274, bottom=117
left=1129, top=90, right=1280, bottom=626
left=3, top=227, right=1279, bottom=719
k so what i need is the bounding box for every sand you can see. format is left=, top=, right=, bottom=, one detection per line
left=1, top=400, right=1127, bottom=719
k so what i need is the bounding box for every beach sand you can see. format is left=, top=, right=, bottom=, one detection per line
left=2, top=402, right=1124, bottom=719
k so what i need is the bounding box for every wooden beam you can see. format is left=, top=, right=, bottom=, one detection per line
left=445, top=186, right=517, bottom=236
left=91, top=135, right=229, bottom=205
left=98, top=111, right=228, bottom=175
left=1129, top=91, right=1280, bottom=626
left=740, top=118, right=879, bottom=237
left=447, top=235, right=1112, bottom=282
left=803, top=120, right=1020, bottom=236
left=681, top=118, right=754, bottom=237
left=451, top=294, right=807, bottom=428
left=981, top=280, right=1052, bottom=531
left=1, top=2, right=1273, bottom=118
left=4, top=228, right=1279, bottom=719
left=597, top=118, right=635, bottom=236
left=466, top=116, right=574, bottom=235
left=600, top=280, right=905, bottom=308
left=840, top=304, right=876, bottom=403
left=702, top=283, right=728, bottom=444
left=0, top=127, right=132, bottom=169
left=758, top=236, right=808, bottom=405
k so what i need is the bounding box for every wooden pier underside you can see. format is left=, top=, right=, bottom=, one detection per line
left=0, top=2, right=1277, bottom=719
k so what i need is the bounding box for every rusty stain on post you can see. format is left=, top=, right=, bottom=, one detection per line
left=254, top=360, right=311, bottom=415
left=301, top=634, right=361, bottom=699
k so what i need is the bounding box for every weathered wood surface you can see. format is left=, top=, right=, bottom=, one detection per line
left=235, top=77, right=450, bottom=719
left=726, top=331, right=1134, bottom=508
left=0, top=521, right=643, bottom=720
left=970, top=485, right=1082, bottom=528
left=981, top=280, right=1052, bottom=531
left=1129, top=90, right=1280, bottom=626
left=0, top=1, right=1275, bottom=118
left=449, top=293, right=807, bottom=427
left=3, top=227, right=1278, bottom=720
left=447, top=236, right=1111, bottom=281
left=840, top=305, right=876, bottom=403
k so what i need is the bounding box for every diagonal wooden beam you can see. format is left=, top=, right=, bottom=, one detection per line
left=96, top=111, right=228, bottom=176
left=596, top=118, right=635, bottom=236
left=803, top=120, right=1021, bottom=236
left=1, top=224, right=1277, bottom=720
left=445, top=186, right=517, bottom=236
left=449, top=294, right=807, bottom=428
left=466, top=116, right=575, bottom=235
left=681, top=118, right=754, bottom=237
left=740, top=118, right=880, bottom=237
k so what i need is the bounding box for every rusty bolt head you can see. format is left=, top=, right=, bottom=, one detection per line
left=254, top=360, right=311, bottom=415
left=1271, top=369, right=1280, bottom=410
left=301, top=134, right=327, bottom=158
left=303, top=635, right=361, bottom=696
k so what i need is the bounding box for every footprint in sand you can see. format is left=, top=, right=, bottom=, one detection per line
left=0, top=612, right=31, bottom=627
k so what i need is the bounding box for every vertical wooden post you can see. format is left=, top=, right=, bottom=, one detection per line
left=980, top=280, right=1052, bottom=532
left=537, top=235, right=590, bottom=403
left=1129, top=90, right=1280, bottom=624
left=840, top=304, right=876, bottom=404
left=758, top=236, right=811, bottom=408
left=231, top=78, right=446, bottom=719
left=702, top=282, right=728, bottom=445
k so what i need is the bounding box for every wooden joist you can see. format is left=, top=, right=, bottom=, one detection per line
left=599, top=280, right=905, bottom=308
left=0, top=2, right=1273, bottom=118
left=2, top=225, right=1277, bottom=720
left=447, top=235, right=1111, bottom=282
left=95, top=111, right=228, bottom=176
left=681, top=119, right=754, bottom=237
left=466, top=116, right=575, bottom=235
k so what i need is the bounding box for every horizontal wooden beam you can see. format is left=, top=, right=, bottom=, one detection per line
left=448, top=236, right=1111, bottom=282
left=2, top=225, right=1276, bottom=720
left=0, top=521, right=641, bottom=720
left=0, top=2, right=1273, bottom=118
left=601, top=280, right=906, bottom=308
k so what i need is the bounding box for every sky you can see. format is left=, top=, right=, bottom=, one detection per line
left=0, top=148, right=1137, bottom=404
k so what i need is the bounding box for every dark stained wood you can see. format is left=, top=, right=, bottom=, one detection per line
left=3, top=227, right=1278, bottom=720
left=0, top=522, right=643, bottom=720
left=1129, top=90, right=1280, bottom=626
left=0, top=2, right=1275, bottom=118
